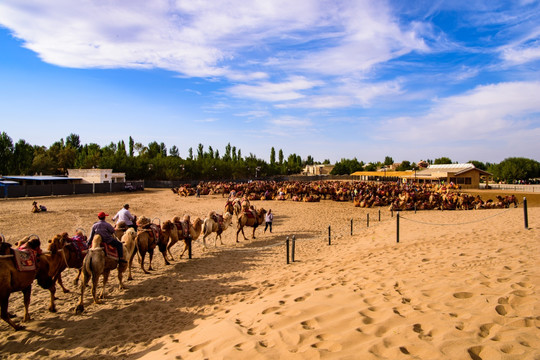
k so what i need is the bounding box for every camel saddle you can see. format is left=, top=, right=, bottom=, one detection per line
left=212, top=214, right=224, bottom=234
left=139, top=223, right=161, bottom=245
left=12, top=249, right=37, bottom=272
left=102, top=243, right=118, bottom=260
left=243, top=209, right=256, bottom=219
left=174, top=221, right=190, bottom=239
left=68, top=235, right=88, bottom=260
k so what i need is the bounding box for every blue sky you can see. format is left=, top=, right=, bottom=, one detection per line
left=1, top=0, right=539, bottom=164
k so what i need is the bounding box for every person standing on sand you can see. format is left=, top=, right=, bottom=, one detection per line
left=264, top=209, right=274, bottom=233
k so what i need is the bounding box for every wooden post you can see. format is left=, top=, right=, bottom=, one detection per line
left=286, top=236, right=290, bottom=264
left=523, top=197, right=529, bottom=229
left=379, top=209, right=381, bottom=221
left=367, top=213, right=369, bottom=228
left=328, top=225, right=331, bottom=245
left=292, top=235, right=296, bottom=262
left=396, top=212, right=400, bottom=243
left=350, top=218, right=353, bottom=236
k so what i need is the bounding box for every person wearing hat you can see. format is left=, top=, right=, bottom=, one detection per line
left=88, top=211, right=126, bottom=263
left=112, top=204, right=137, bottom=231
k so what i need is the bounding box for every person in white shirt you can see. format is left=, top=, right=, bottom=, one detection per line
left=264, top=209, right=274, bottom=233
left=112, top=204, right=137, bottom=230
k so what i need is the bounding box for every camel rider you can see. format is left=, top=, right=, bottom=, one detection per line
left=241, top=195, right=250, bottom=212
left=112, top=203, right=137, bottom=231
left=88, top=212, right=127, bottom=263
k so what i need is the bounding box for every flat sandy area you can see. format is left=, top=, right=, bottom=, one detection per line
left=0, top=188, right=539, bottom=359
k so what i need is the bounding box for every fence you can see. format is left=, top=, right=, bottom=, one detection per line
left=480, top=183, right=540, bottom=192
left=1, top=181, right=144, bottom=199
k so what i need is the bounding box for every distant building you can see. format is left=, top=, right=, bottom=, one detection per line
left=351, top=163, right=492, bottom=189
left=302, top=164, right=335, bottom=176
left=67, top=169, right=126, bottom=184
left=402, top=164, right=492, bottom=189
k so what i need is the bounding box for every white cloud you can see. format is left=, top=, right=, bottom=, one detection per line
left=0, top=0, right=426, bottom=80
left=227, top=76, right=321, bottom=102
left=276, top=79, right=402, bottom=109
left=377, top=81, right=540, bottom=148
left=234, top=110, right=270, bottom=118
left=269, top=116, right=312, bottom=127
left=501, top=44, right=540, bottom=65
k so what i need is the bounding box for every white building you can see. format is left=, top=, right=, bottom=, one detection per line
left=302, top=164, right=335, bottom=176
left=67, top=169, right=126, bottom=184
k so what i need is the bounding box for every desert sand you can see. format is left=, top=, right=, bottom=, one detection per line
left=0, top=188, right=539, bottom=359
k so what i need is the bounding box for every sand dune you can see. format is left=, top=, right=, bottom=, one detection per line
left=0, top=189, right=538, bottom=359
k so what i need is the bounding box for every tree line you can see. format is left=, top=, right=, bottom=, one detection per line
left=0, top=132, right=538, bottom=183
left=0, top=132, right=310, bottom=181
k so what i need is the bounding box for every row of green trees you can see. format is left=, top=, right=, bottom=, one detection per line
left=0, top=132, right=309, bottom=180
left=0, top=132, right=538, bottom=182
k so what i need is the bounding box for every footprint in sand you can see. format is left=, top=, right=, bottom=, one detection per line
left=189, top=341, right=211, bottom=352
left=467, top=345, right=483, bottom=360
left=257, top=339, right=275, bottom=349
left=233, top=342, right=255, bottom=351
left=314, top=286, right=330, bottom=291
left=301, top=319, right=317, bottom=330
left=262, top=306, right=280, bottom=314
left=453, top=292, right=473, bottom=299
left=495, top=305, right=507, bottom=316
left=374, top=326, right=388, bottom=337
left=511, top=289, right=531, bottom=297
left=294, top=293, right=311, bottom=302
left=311, top=341, right=342, bottom=352
left=478, top=323, right=494, bottom=338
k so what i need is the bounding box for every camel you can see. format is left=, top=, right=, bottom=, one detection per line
left=202, top=211, right=233, bottom=249
left=166, top=216, right=203, bottom=260
left=225, top=198, right=242, bottom=218
left=46, top=232, right=87, bottom=293
left=114, top=221, right=128, bottom=241
left=236, top=208, right=267, bottom=242
left=75, top=234, right=128, bottom=314
left=42, top=232, right=89, bottom=313
left=114, top=216, right=137, bottom=240
left=126, top=219, right=173, bottom=280
left=0, top=236, right=55, bottom=330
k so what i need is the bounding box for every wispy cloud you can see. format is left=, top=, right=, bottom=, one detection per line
left=378, top=81, right=540, bottom=143
left=227, top=76, right=322, bottom=102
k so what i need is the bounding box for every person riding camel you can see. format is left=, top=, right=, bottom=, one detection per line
left=88, top=212, right=126, bottom=263
left=112, top=204, right=137, bottom=231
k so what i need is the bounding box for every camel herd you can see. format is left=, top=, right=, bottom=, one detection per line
left=174, top=180, right=519, bottom=210
left=0, top=197, right=270, bottom=331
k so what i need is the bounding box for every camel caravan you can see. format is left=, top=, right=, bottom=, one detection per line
left=0, top=199, right=258, bottom=331
left=173, top=180, right=520, bottom=210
